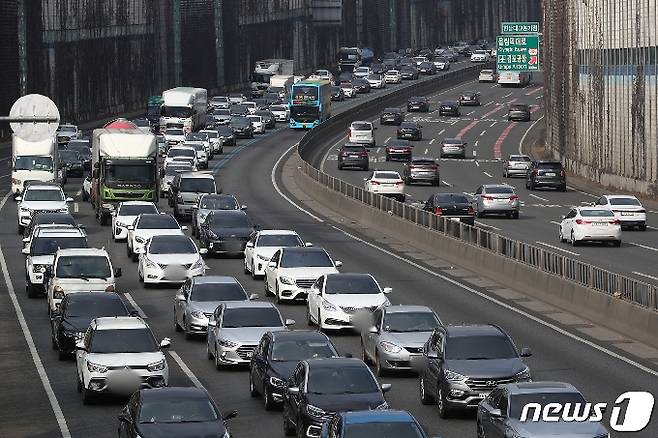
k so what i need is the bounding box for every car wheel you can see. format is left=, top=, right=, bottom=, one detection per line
left=477, top=420, right=487, bottom=438
left=559, top=229, right=566, bottom=243
left=82, top=387, right=94, bottom=405
left=131, top=252, right=138, bottom=263
left=243, top=259, right=249, bottom=275
left=58, top=347, right=68, bottom=361
left=183, top=319, right=193, bottom=340
left=317, top=310, right=323, bottom=331
left=306, top=305, right=314, bottom=326
left=614, top=240, right=622, bottom=247
left=503, top=169, right=508, bottom=178
left=361, top=340, right=370, bottom=364
left=77, top=374, right=82, bottom=393
left=127, top=244, right=133, bottom=258
left=437, top=386, right=451, bottom=418
left=174, top=309, right=182, bottom=332
left=249, top=370, right=259, bottom=397
left=26, top=282, right=37, bottom=299
left=17, top=224, right=24, bottom=235
left=264, top=277, right=272, bottom=296
left=512, top=211, right=519, bottom=219
left=571, top=231, right=579, bottom=247
left=206, top=341, right=213, bottom=359
left=275, top=283, right=283, bottom=304
left=433, top=177, right=440, bottom=186
left=419, top=376, right=434, bottom=405
left=385, top=155, right=390, bottom=161
left=251, top=261, right=258, bottom=280
left=337, top=164, right=343, bottom=170
left=81, top=190, right=88, bottom=202
left=560, top=184, right=567, bottom=192
left=639, top=224, right=647, bottom=231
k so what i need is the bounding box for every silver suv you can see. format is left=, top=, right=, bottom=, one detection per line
left=169, top=172, right=217, bottom=220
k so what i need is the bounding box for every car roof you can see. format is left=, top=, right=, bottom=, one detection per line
left=63, top=291, right=124, bottom=304
left=93, top=316, right=148, bottom=330
left=270, top=330, right=330, bottom=342
left=223, top=300, right=276, bottom=309
left=192, top=275, right=240, bottom=285
left=140, top=386, right=212, bottom=401
left=119, top=201, right=156, bottom=207
left=180, top=172, right=215, bottom=180
left=56, top=248, right=108, bottom=257
left=604, top=194, right=639, bottom=199
left=410, top=157, right=436, bottom=162
left=258, top=229, right=299, bottom=236
left=25, top=183, right=62, bottom=190
left=383, top=107, right=401, bottom=112
left=383, top=304, right=435, bottom=314
left=283, top=246, right=325, bottom=254
left=36, top=226, right=85, bottom=238
left=201, top=193, right=235, bottom=199
left=444, top=324, right=504, bottom=337
left=503, top=381, right=580, bottom=395
left=305, top=357, right=367, bottom=369
left=342, top=410, right=414, bottom=424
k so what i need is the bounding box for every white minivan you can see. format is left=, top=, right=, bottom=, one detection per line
left=348, top=121, right=376, bottom=147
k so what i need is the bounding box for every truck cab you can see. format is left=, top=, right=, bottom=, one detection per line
left=11, top=135, right=62, bottom=197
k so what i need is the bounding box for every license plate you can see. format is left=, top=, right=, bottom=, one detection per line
left=545, top=172, right=556, bottom=177
left=621, top=212, right=634, bottom=216
left=382, top=184, right=394, bottom=187
left=349, top=154, right=360, bottom=158
left=592, top=222, right=607, bottom=226
left=495, top=198, right=508, bottom=203
left=478, top=393, right=489, bottom=399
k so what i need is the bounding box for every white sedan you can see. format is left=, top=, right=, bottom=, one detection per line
left=126, top=213, right=187, bottom=262
left=138, top=235, right=207, bottom=285
left=111, top=201, right=158, bottom=241
left=559, top=207, right=622, bottom=247
left=364, top=171, right=405, bottom=202
left=595, top=195, right=647, bottom=230
left=244, top=230, right=309, bottom=279
left=247, top=115, right=266, bottom=134
left=307, top=273, right=391, bottom=331
left=384, top=70, right=402, bottom=84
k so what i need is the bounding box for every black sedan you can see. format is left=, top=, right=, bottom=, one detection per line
left=216, top=125, right=236, bottom=146
left=199, top=210, right=258, bottom=256
left=379, top=107, right=403, bottom=125
left=51, top=292, right=134, bottom=360
left=352, top=78, right=371, bottom=94
left=59, top=150, right=84, bottom=177
left=229, top=117, right=254, bottom=139
left=407, top=96, right=429, bottom=112
left=459, top=91, right=481, bottom=106
left=255, top=110, right=276, bottom=129
left=423, top=193, right=475, bottom=225
left=118, top=387, right=237, bottom=438
left=418, top=61, right=436, bottom=75
left=282, top=358, right=391, bottom=438
left=439, top=100, right=461, bottom=116
left=330, top=86, right=345, bottom=101
left=396, top=121, right=423, bottom=141
left=249, top=330, right=339, bottom=410
left=400, top=66, right=419, bottom=80
left=67, top=141, right=92, bottom=170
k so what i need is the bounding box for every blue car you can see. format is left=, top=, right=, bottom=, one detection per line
left=320, top=410, right=441, bottom=438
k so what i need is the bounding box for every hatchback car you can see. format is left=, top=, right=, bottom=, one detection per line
left=473, top=184, right=520, bottom=219
left=379, top=107, right=403, bottom=125
left=400, top=66, right=419, bottom=80
left=337, top=144, right=370, bottom=171
left=229, top=116, right=255, bottom=138
left=595, top=195, right=647, bottom=230
left=384, top=70, right=402, bottom=84
left=559, top=207, right=622, bottom=247
left=526, top=160, right=566, bottom=191
left=340, top=82, right=357, bottom=98
left=508, top=103, right=531, bottom=121
left=403, top=158, right=440, bottom=186
left=364, top=171, right=405, bottom=201
left=439, top=101, right=461, bottom=116
left=396, top=122, right=422, bottom=141
left=459, top=91, right=481, bottom=106
left=367, top=73, right=386, bottom=89
left=440, top=138, right=467, bottom=158
left=423, top=193, right=475, bottom=225
left=503, top=154, right=532, bottom=178
left=16, top=183, right=72, bottom=234
left=348, top=121, right=376, bottom=147
left=407, top=96, right=429, bottom=112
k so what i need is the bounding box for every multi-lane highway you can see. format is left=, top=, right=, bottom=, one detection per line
left=1, top=63, right=657, bottom=438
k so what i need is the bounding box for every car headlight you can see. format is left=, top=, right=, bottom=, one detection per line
left=191, top=257, right=205, bottom=270
left=190, top=310, right=206, bottom=319
left=379, top=341, right=402, bottom=354
left=198, top=213, right=208, bottom=223
left=515, top=367, right=531, bottom=381
left=58, top=208, right=69, bottom=213
left=306, top=404, right=325, bottom=418
left=147, top=359, right=166, bottom=372
left=279, top=276, right=295, bottom=285
left=53, top=285, right=65, bottom=299
left=135, top=236, right=145, bottom=244
left=269, top=376, right=286, bottom=388
left=218, top=338, right=239, bottom=348
left=115, top=221, right=127, bottom=228
left=20, top=207, right=31, bottom=213
left=256, top=254, right=270, bottom=261
left=143, top=257, right=157, bottom=269
left=375, top=401, right=389, bottom=410
left=87, top=361, right=108, bottom=373
left=444, top=369, right=467, bottom=382
left=322, top=300, right=337, bottom=311
left=33, top=264, right=47, bottom=273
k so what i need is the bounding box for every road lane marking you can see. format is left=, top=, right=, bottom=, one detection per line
left=489, top=122, right=497, bottom=128
left=529, top=193, right=550, bottom=202
left=124, top=292, right=148, bottom=318
left=424, top=148, right=429, bottom=154
left=536, top=241, right=580, bottom=256
left=0, top=192, right=72, bottom=438
left=646, top=225, right=658, bottom=230
left=479, top=130, right=487, bottom=136
left=73, top=203, right=79, bottom=213
left=376, top=147, right=381, bottom=154
left=493, top=121, right=517, bottom=159
left=550, top=220, right=561, bottom=225
left=320, top=133, right=348, bottom=172
left=441, top=180, right=452, bottom=187
left=168, top=351, right=205, bottom=389
left=429, top=139, right=435, bottom=145
left=475, top=221, right=501, bottom=230
left=525, top=86, right=544, bottom=96
left=274, top=144, right=324, bottom=223
left=467, top=111, right=475, bottom=116
left=502, top=92, right=513, bottom=98
left=457, top=120, right=479, bottom=138
left=518, top=115, right=544, bottom=155
left=384, top=137, right=391, bottom=143
left=633, top=272, right=658, bottom=282
left=0, top=174, right=10, bottom=179
left=628, top=242, right=658, bottom=252
left=438, top=129, right=445, bottom=135
left=475, top=161, right=480, bottom=167
left=483, top=171, right=493, bottom=178
left=474, top=140, right=479, bottom=147
left=535, top=95, right=543, bottom=100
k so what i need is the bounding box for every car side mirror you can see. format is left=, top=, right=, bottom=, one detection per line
left=287, top=387, right=300, bottom=395
left=368, top=326, right=379, bottom=334
left=199, top=248, right=209, bottom=255
left=15, top=196, right=22, bottom=202
left=159, top=338, right=171, bottom=349
left=267, top=261, right=277, bottom=268
left=176, top=292, right=187, bottom=301
left=21, top=247, right=30, bottom=255
left=181, top=225, right=189, bottom=231
left=489, top=408, right=504, bottom=418
left=65, top=197, right=74, bottom=203
left=241, top=205, right=247, bottom=210
left=285, top=319, right=296, bottom=326
left=383, top=287, right=392, bottom=294
left=127, top=225, right=134, bottom=231
left=520, top=347, right=532, bottom=357
left=246, top=241, right=254, bottom=248
left=560, top=215, right=566, bottom=220
left=335, top=260, right=343, bottom=268
left=248, top=293, right=259, bottom=300
left=222, top=410, right=238, bottom=421
left=75, top=340, right=87, bottom=352
left=381, top=383, right=392, bottom=393
left=304, top=242, right=313, bottom=247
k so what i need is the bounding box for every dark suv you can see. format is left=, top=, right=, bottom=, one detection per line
left=508, top=104, right=531, bottom=122
left=525, top=160, right=566, bottom=191
left=418, top=325, right=531, bottom=418
left=407, top=96, right=429, bottom=112
left=380, top=107, right=403, bottom=125
left=337, top=144, right=369, bottom=171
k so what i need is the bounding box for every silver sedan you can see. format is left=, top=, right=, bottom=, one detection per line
left=361, top=305, right=442, bottom=376
left=503, top=154, right=532, bottom=178
left=473, top=184, right=520, bottom=219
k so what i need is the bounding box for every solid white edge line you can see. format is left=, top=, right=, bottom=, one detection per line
left=273, top=144, right=324, bottom=223
left=535, top=241, right=580, bottom=256
left=0, top=192, right=72, bottom=438
left=168, top=350, right=204, bottom=389
left=474, top=221, right=501, bottom=231
left=528, top=193, right=550, bottom=202
left=123, top=292, right=148, bottom=318
left=633, top=271, right=658, bottom=282
left=518, top=115, right=545, bottom=155
left=272, top=151, right=658, bottom=378
left=483, top=171, right=493, bottom=178
left=628, top=242, right=658, bottom=252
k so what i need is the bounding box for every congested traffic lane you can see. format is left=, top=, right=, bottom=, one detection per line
left=319, top=74, right=658, bottom=285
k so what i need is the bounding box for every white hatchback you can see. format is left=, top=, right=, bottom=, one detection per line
left=364, top=170, right=405, bottom=202
left=348, top=121, right=376, bottom=147
left=559, top=207, right=622, bottom=247
left=384, top=70, right=402, bottom=84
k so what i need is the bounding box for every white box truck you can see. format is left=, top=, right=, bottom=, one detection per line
left=498, top=71, right=532, bottom=87
left=159, top=87, right=208, bottom=133
left=11, top=135, right=62, bottom=196
left=251, top=59, right=294, bottom=97
left=268, top=75, right=294, bottom=100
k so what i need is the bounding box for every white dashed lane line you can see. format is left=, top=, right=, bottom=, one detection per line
left=529, top=193, right=550, bottom=202
left=536, top=241, right=580, bottom=256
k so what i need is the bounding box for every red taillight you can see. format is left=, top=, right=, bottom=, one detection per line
left=560, top=170, right=565, bottom=177
left=610, top=219, right=621, bottom=225
left=434, top=207, right=443, bottom=215
left=532, top=169, right=538, bottom=176
left=105, top=285, right=115, bottom=292
left=575, top=219, right=591, bottom=225
left=468, top=206, right=475, bottom=215
left=510, top=195, right=519, bottom=200
left=482, top=195, right=493, bottom=200
left=359, top=152, right=368, bottom=157
left=370, top=181, right=380, bottom=185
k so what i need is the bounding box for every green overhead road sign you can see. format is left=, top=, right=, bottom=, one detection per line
left=501, top=22, right=540, bottom=34
left=496, top=35, right=540, bottom=72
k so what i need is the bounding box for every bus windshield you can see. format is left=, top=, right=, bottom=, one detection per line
left=292, top=86, right=318, bottom=102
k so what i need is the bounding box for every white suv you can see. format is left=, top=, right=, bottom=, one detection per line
left=348, top=121, right=376, bottom=147
left=16, top=183, right=73, bottom=234
left=46, top=248, right=120, bottom=314
left=75, top=317, right=170, bottom=404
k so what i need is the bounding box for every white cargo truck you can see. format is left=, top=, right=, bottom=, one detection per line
left=251, top=59, right=294, bottom=97
left=11, top=135, right=62, bottom=197
left=498, top=71, right=532, bottom=87
left=159, top=87, right=208, bottom=133
left=268, top=74, right=294, bottom=100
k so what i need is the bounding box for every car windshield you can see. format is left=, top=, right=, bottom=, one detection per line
left=217, top=127, right=233, bottom=136
left=374, top=172, right=400, bottom=180
left=165, top=129, right=185, bottom=136
left=481, top=69, right=494, bottom=74
left=580, top=210, right=615, bottom=218
left=119, top=204, right=158, bottom=216
left=368, top=74, right=381, bottom=80
left=138, top=397, right=219, bottom=424
left=32, top=236, right=87, bottom=256
left=187, top=133, right=207, bottom=141
left=65, top=297, right=127, bottom=318
left=214, top=109, right=230, bottom=116
left=89, top=328, right=158, bottom=353
left=59, top=126, right=77, bottom=133
left=24, top=189, right=64, bottom=201
left=384, top=108, right=400, bottom=114
left=105, top=163, right=154, bottom=184
left=180, top=178, right=215, bottom=193
left=343, top=422, right=425, bottom=438
left=486, top=187, right=514, bottom=195
left=280, top=250, right=333, bottom=268
left=270, top=105, right=286, bottom=112
left=609, top=197, right=641, bottom=206
left=68, top=145, right=91, bottom=156
left=510, top=155, right=531, bottom=162
left=165, top=166, right=192, bottom=176
left=342, top=146, right=366, bottom=153
left=537, top=162, right=562, bottom=169
left=307, top=366, right=379, bottom=394
left=31, top=214, right=76, bottom=228
left=161, top=106, right=192, bottom=118
left=271, top=339, right=337, bottom=361
left=209, top=213, right=251, bottom=228
left=325, top=276, right=380, bottom=295
left=55, top=255, right=111, bottom=279
left=510, top=105, right=529, bottom=111
left=230, top=118, right=251, bottom=128
left=191, top=283, right=246, bottom=302
left=60, top=151, right=80, bottom=161
left=383, top=312, right=441, bottom=332
left=150, top=237, right=196, bottom=254
left=222, top=307, right=282, bottom=328
left=257, top=234, right=302, bottom=247
left=201, top=196, right=238, bottom=210
left=400, top=122, right=417, bottom=129
left=138, top=215, right=179, bottom=230
left=412, top=160, right=435, bottom=166
left=509, top=392, right=587, bottom=419
left=168, top=149, right=195, bottom=158
left=444, top=335, right=518, bottom=360
left=14, top=156, right=54, bottom=172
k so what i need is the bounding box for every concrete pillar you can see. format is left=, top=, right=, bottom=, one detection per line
left=17, top=0, right=26, bottom=96
left=215, top=0, right=225, bottom=89
left=173, top=0, right=182, bottom=85
left=389, top=0, right=397, bottom=51
left=409, top=0, right=417, bottom=49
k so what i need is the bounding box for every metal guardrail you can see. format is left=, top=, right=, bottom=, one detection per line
left=295, top=65, right=658, bottom=311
